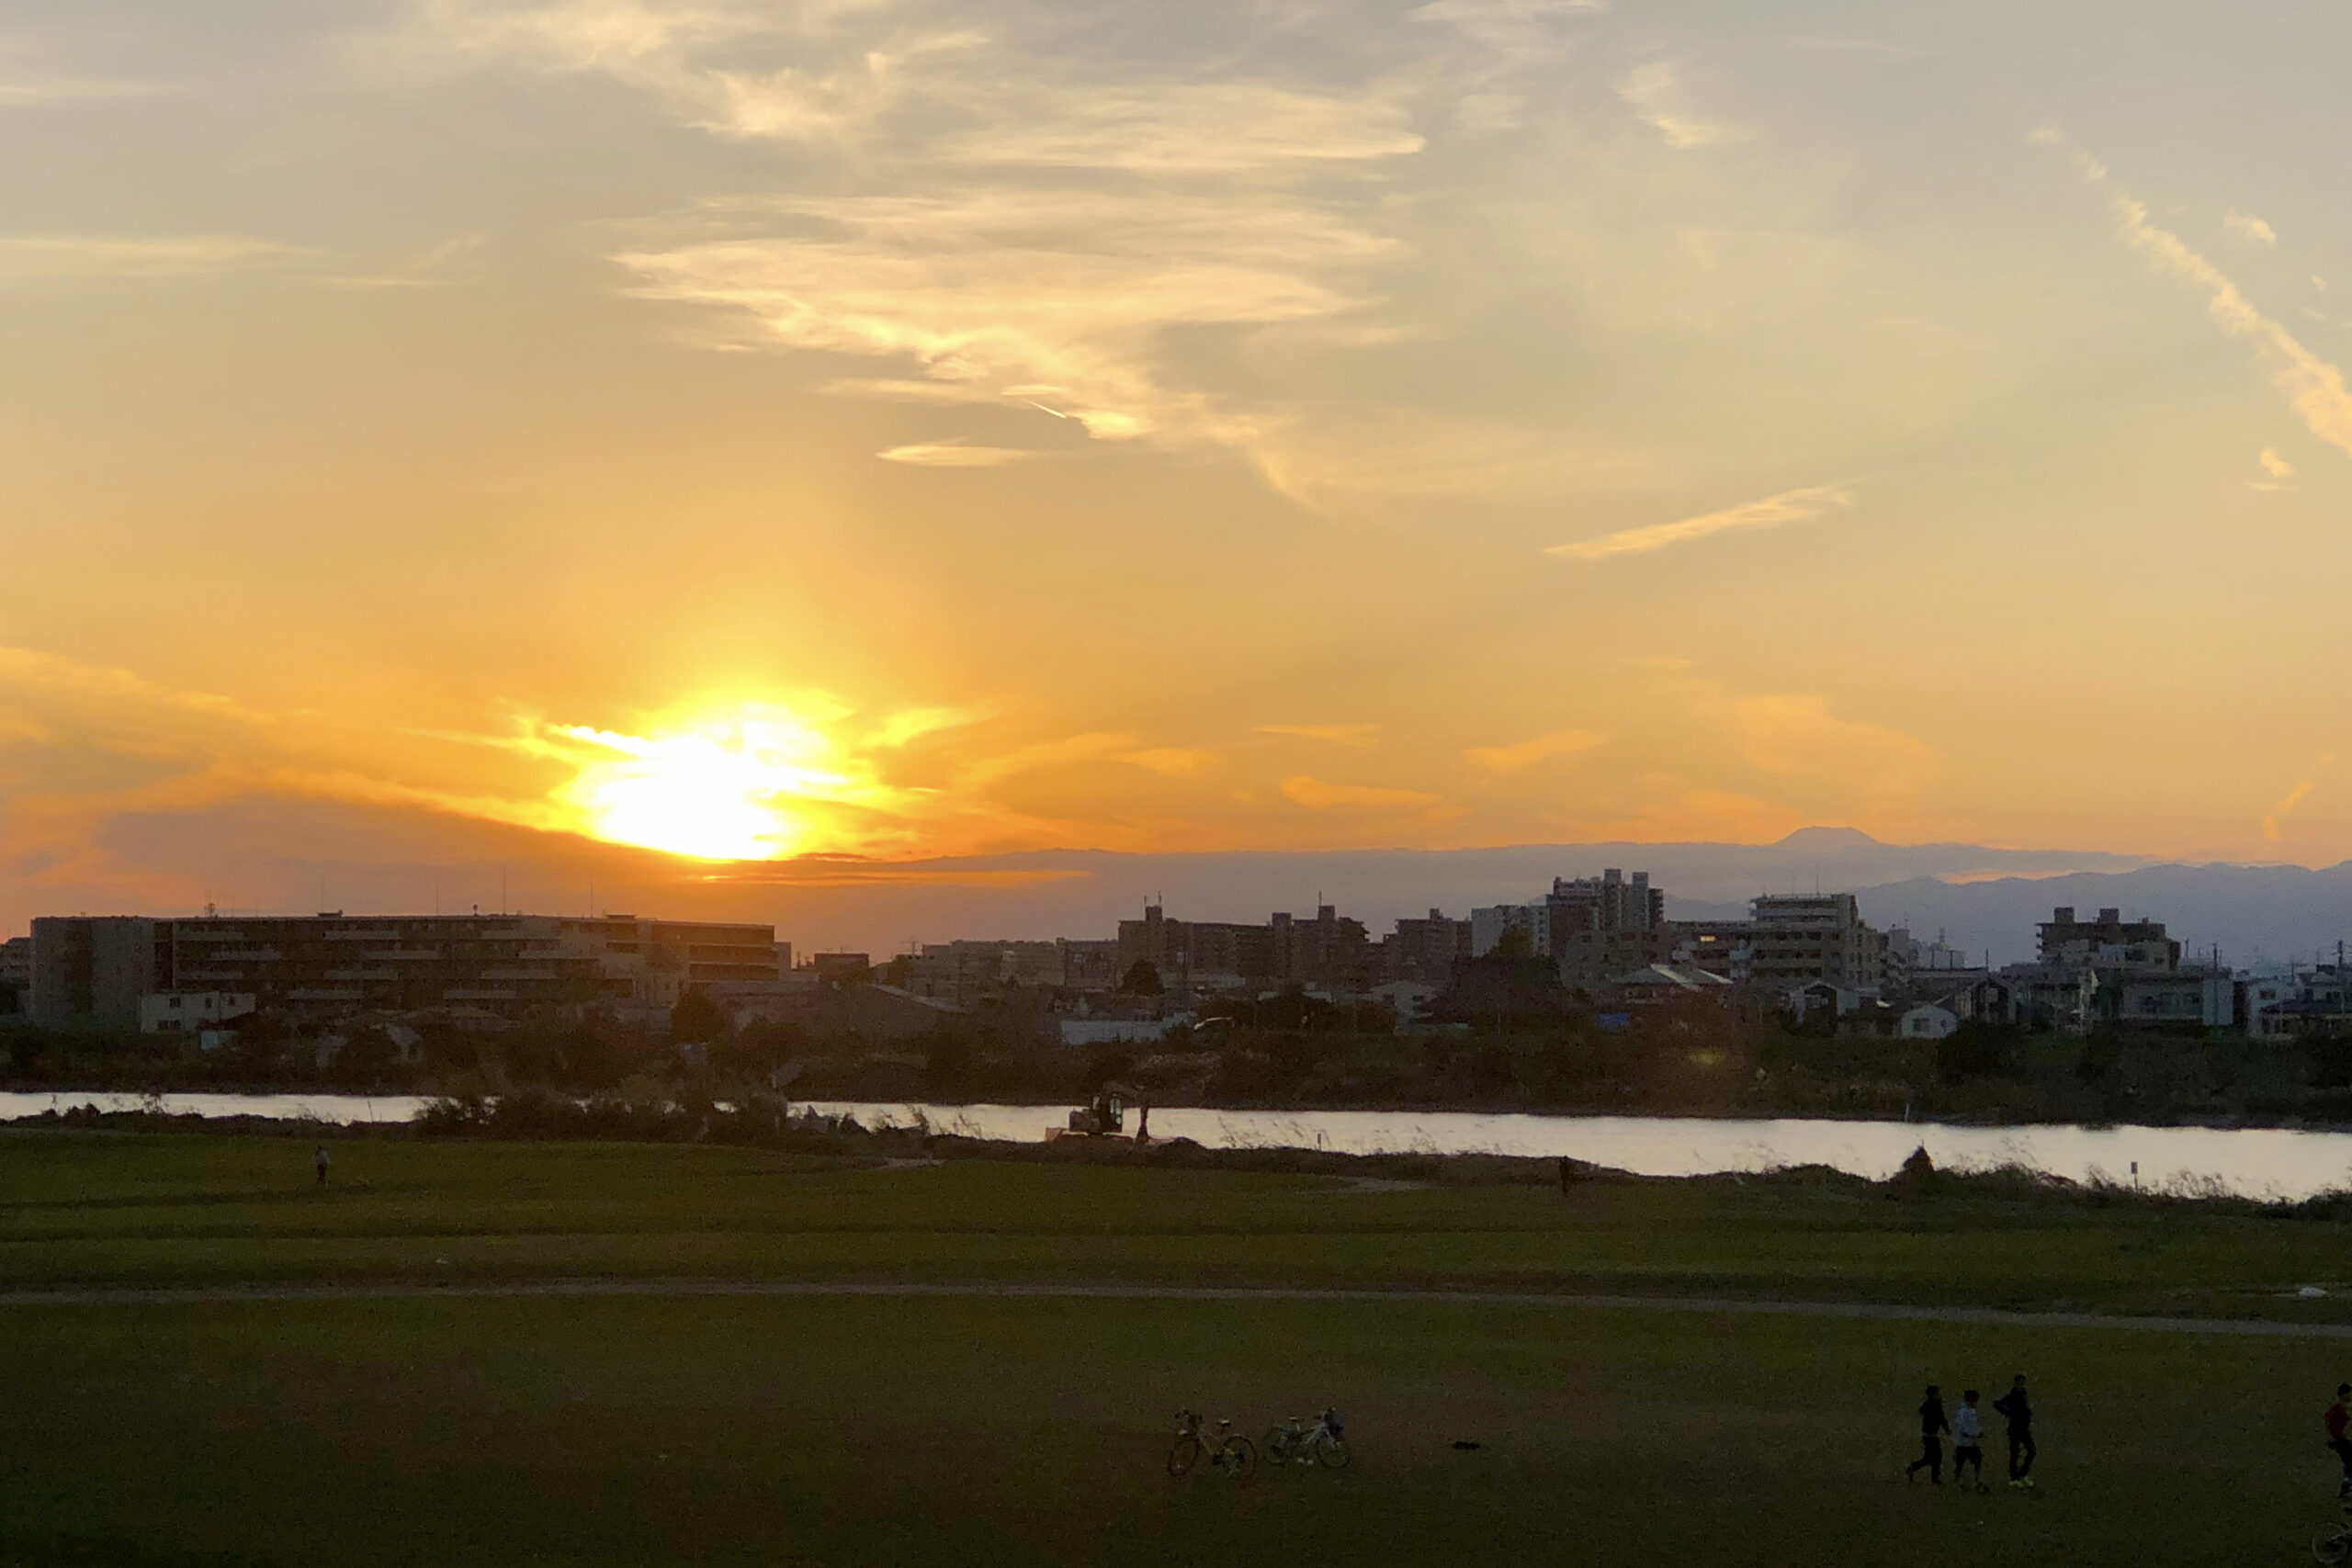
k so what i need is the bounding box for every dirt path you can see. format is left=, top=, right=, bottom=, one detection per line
left=4, top=1278, right=2349, bottom=1337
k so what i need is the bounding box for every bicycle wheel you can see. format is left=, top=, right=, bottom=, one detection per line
left=1218, top=1436, right=1258, bottom=1478
left=1167, top=1435, right=1202, bottom=1477
left=1263, top=1428, right=1293, bottom=1467
left=2313, top=1526, right=2351, bottom=1566
left=1317, top=1435, right=1351, bottom=1470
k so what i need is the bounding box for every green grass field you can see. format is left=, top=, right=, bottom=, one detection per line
left=6, top=1130, right=2352, bottom=1564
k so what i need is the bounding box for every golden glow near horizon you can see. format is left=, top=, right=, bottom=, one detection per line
left=546, top=707, right=855, bottom=862
left=6, top=2, right=2352, bottom=924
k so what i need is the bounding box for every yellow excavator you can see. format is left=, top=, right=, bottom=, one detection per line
left=1051, top=1080, right=1150, bottom=1142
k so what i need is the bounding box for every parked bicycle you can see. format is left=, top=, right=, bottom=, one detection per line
left=1264, top=1407, right=1350, bottom=1470
left=1168, top=1410, right=1257, bottom=1479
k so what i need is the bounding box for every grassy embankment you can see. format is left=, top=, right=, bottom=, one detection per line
left=6, top=1131, right=2352, bottom=1565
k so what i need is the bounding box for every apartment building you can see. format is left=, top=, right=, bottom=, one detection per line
left=1546, top=869, right=1664, bottom=939
left=1997, top=908, right=2231, bottom=1032
left=1, top=934, right=31, bottom=1015
left=1469, top=902, right=1549, bottom=958
left=1381, top=909, right=1472, bottom=985
left=1747, top=895, right=1889, bottom=989
left=27, top=916, right=165, bottom=1032
left=27, top=911, right=781, bottom=1030
left=1115, top=902, right=1373, bottom=992
left=2039, top=907, right=2181, bottom=969
left=1667, top=921, right=1755, bottom=983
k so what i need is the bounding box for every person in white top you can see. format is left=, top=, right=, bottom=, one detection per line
left=1951, top=1389, right=1987, bottom=1493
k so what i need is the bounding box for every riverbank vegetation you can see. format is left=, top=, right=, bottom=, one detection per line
left=11, top=992, right=2352, bottom=1129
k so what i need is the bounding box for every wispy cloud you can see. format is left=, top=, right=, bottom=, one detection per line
left=2264, top=754, right=2332, bottom=843
left=876, top=442, right=1038, bottom=468
left=1548, top=483, right=1852, bottom=561
left=1412, top=0, right=1609, bottom=55
left=2223, top=211, right=2278, bottom=248
left=0, top=233, right=312, bottom=283
left=423, top=1, right=1622, bottom=511
left=1616, top=62, right=1749, bottom=150
left=939, top=83, right=1423, bottom=173
left=1779, top=36, right=1926, bottom=61
left=2254, top=446, right=2296, bottom=491
left=0, top=77, right=163, bottom=107
left=2046, top=132, right=2352, bottom=461
left=1464, top=728, right=1604, bottom=773
left=1731, top=693, right=1935, bottom=803
left=1116, top=747, right=1215, bottom=775
left=1257, top=723, right=1379, bottom=748
left=322, top=231, right=489, bottom=289
left=1281, top=775, right=1445, bottom=811
left=613, top=182, right=1394, bottom=450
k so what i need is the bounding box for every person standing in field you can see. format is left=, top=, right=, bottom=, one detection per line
left=2325, top=1382, right=2352, bottom=1495
left=313, top=1145, right=331, bottom=1186
left=1905, top=1384, right=1949, bottom=1485
left=1994, top=1373, right=2035, bottom=1488
left=1951, top=1389, right=1986, bottom=1493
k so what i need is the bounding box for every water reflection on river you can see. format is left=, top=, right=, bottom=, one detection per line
left=11, top=1091, right=2352, bottom=1201
left=799, top=1102, right=2352, bottom=1201
left=0, top=1091, right=435, bottom=1126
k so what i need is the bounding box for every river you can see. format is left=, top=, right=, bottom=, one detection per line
left=12, top=1090, right=2352, bottom=1200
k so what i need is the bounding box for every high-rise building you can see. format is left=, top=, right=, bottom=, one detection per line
left=1545, top=869, right=1664, bottom=940
left=1546, top=869, right=1669, bottom=988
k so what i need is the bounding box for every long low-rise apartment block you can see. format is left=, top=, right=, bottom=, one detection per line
left=26, top=912, right=786, bottom=1031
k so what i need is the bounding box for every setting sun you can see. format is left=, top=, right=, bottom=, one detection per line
left=548, top=705, right=861, bottom=862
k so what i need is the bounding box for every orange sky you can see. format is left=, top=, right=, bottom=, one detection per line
left=6, top=0, right=2352, bottom=931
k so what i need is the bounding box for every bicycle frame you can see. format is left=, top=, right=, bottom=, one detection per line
left=1170, top=1409, right=1253, bottom=1477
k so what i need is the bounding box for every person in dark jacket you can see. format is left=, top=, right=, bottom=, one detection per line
left=1905, top=1384, right=1949, bottom=1484
left=1993, top=1374, right=2035, bottom=1487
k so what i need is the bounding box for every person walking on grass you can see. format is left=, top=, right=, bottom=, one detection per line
left=313, top=1145, right=330, bottom=1186
left=1951, top=1389, right=1986, bottom=1493
left=2325, top=1383, right=2352, bottom=1496
left=1994, top=1373, right=2035, bottom=1488
left=1905, top=1384, right=1949, bottom=1485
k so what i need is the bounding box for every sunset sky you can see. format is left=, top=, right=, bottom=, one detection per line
left=6, top=0, right=2352, bottom=931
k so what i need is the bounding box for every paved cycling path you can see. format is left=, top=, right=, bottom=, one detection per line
left=4, top=1278, right=2350, bottom=1337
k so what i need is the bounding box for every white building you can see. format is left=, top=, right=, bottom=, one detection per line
left=1060, top=1016, right=1190, bottom=1047
left=2241, top=975, right=2299, bottom=1038
left=1368, top=979, right=1437, bottom=1025
left=1899, top=1003, right=1959, bottom=1040
left=139, top=991, right=257, bottom=1033
left=1470, top=904, right=1549, bottom=957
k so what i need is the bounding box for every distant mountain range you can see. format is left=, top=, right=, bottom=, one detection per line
left=699, top=828, right=2352, bottom=966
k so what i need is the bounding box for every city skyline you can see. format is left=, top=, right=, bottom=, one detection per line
left=8, top=1, right=2352, bottom=929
